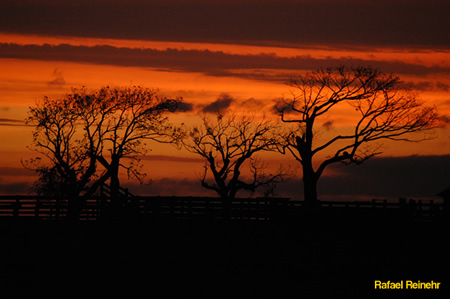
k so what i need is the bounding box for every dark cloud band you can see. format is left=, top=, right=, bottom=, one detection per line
left=0, top=43, right=448, bottom=86
left=1, top=1, right=448, bottom=48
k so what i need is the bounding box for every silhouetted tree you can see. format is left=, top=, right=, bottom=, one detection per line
left=24, top=94, right=98, bottom=219
left=25, top=86, right=182, bottom=218
left=276, top=66, right=439, bottom=205
left=183, top=113, right=290, bottom=203
left=73, top=86, right=182, bottom=208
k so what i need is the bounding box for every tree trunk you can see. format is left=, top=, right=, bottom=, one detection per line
left=302, top=159, right=320, bottom=208
left=109, top=159, right=122, bottom=217
left=303, top=175, right=319, bottom=204
left=110, top=172, right=120, bottom=200
left=296, top=118, right=320, bottom=208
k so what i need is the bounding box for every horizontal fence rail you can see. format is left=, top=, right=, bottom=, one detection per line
left=0, top=195, right=446, bottom=222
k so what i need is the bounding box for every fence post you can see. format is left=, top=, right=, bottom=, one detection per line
left=14, top=198, right=21, bottom=218
left=188, top=197, right=193, bottom=219
left=205, top=198, right=210, bottom=220
left=265, top=198, right=269, bottom=220
left=429, top=200, right=434, bottom=220
left=35, top=198, right=40, bottom=218
left=169, top=197, right=174, bottom=217
left=418, top=200, right=423, bottom=220
left=180, top=197, right=184, bottom=219
left=55, top=198, right=60, bottom=220
left=399, top=198, right=406, bottom=209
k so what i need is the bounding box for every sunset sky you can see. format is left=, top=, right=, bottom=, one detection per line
left=0, top=0, right=449, bottom=201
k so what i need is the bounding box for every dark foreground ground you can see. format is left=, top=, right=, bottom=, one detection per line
left=1, top=208, right=449, bottom=298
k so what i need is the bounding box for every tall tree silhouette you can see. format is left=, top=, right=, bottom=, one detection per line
left=25, top=86, right=182, bottom=218
left=183, top=113, right=289, bottom=202
left=25, top=94, right=98, bottom=219
left=276, top=66, right=439, bottom=205
left=74, top=86, right=181, bottom=208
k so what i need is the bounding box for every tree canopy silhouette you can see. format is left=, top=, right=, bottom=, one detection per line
left=25, top=86, right=182, bottom=218
left=183, top=113, right=290, bottom=201
left=275, top=66, right=439, bottom=204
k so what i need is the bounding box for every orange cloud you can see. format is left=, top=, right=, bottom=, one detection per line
left=0, top=32, right=449, bottom=197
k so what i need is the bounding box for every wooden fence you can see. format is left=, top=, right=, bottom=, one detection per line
left=0, top=196, right=288, bottom=221
left=0, top=195, right=445, bottom=222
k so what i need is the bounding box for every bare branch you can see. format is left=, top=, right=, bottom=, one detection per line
left=183, top=112, right=290, bottom=199
left=276, top=66, right=439, bottom=202
left=26, top=86, right=183, bottom=203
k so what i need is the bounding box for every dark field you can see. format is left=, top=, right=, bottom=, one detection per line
left=1, top=204, right=449, bottom=298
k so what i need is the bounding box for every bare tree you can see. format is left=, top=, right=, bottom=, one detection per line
left=73, top=86, right=182, bottom=205
left=183, top=113, right=290, bottom=202
left=24, top=94, right=98, bottom=219
left=276, top=66, right=439, bottom=205
left=25, top=86, right=182, bottom=218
